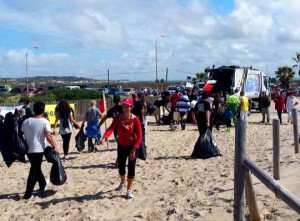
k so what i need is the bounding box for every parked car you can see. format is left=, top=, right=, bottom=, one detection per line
left=84, top=87, right=97, bottom=91
left=47, top=85, right=61, bottom=91
left=25, top=88, right=36, bottom=94
left=35, top=87, right=47, bottom=94
left=10, top=87, right=24, bottom=94
left=0, top=88, right=10, bottom=94
left=0, top=85, right=12, bottom=91
left=65, top=86, right=80, bottom=90
left=98, top=88, right=110, bottom=93
left=108, top=87, right=122, bottom=95
left=139, top=87, right=155, bottom=96
left=178, top=85, right=186, bottom=93
left=167, top=85, right=178, bottom=94
left=120, top=88, right=135, bottom=96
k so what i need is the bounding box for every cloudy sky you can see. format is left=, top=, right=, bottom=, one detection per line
left=0, top=0, right=299, bottom=81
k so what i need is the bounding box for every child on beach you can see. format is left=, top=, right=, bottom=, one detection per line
left=223, top=106, right=234, bottom=132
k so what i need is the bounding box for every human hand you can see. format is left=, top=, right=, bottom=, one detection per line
left=53, top=146, right=60, bottom=153
left=99, top=137, right=107, bottom=145
left=129, top=148, right=136, bottom=161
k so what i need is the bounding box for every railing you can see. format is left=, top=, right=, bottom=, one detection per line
left=234, top=119, right=300, bottom=221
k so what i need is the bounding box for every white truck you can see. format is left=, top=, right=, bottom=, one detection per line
left=203, top=65, right=269, bottom=112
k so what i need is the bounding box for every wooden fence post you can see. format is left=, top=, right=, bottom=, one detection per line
left=273, top=118, right=280, bottom=180
left=234, top=119, right=246, bottom=221
left=245, top=169, right=261, bottom=221
left=292, top=108, right=299, bottom=154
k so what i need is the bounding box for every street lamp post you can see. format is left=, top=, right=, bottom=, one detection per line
left=155, top=35, right=165, bottom=95
left=26, top=46, right=38, bottom=93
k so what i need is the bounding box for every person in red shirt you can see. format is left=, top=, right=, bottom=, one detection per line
left=169, top=89, right=181, bottom=129
left=100, top=98, right=142, bottom=199
left=274, top=91, right=285, bottom=124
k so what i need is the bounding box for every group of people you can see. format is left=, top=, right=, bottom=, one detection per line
left=273, top=90, right=298, bottom=124
left=152, top=87, right=250, bottom=134
left=19, top=93, right=145, bottom=200
left=14, top=86, right=300, bottom=201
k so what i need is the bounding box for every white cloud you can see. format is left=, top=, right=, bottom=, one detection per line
left=0, top=0, right=299, bottom=80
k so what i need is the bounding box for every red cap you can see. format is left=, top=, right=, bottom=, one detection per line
left=121, top=98, right=133, bottom=107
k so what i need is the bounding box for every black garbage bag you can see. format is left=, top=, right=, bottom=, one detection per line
left=0, top=115, right=15, bottom=167
left=75, top=128, right=87, bottom=152
left=44, top=147, right=67, bottom=185
left=137, top=140, right=147, bottom=161
left=161, top=114, right=171, bottom=125
left=191, top=129, right=221, bottom=159
left=12, top=114, right=28, bottom=161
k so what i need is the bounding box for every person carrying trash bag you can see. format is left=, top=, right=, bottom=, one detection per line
left=81, top=100, right=102, bottom=153
left=21, top=101, right=59, bottom=200
left=44, top=146, right=67, bottom=186
left=99, top=98, right=142, bottom=199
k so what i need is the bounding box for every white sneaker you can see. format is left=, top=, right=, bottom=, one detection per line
left=116, top=183, right=125, bottom=191
left=94, top=145, right=100, bottom=151
left=126, top=190, right=134, bottom=199
left=41, top=179, right=50, bottom=191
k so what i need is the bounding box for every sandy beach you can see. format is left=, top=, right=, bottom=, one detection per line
left=0, top=104, right=299, bottom=221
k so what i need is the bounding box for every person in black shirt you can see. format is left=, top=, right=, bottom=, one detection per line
left=193, top=92, right=212, bottom=136
left=260, top=91, right=271, bottom=124
left=161, top=89, right=171, bottom=115
left=98, top=95, right=123, bottom=141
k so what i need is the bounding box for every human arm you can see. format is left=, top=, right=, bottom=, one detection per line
left=70, top=114, right=80, bottom=129
left=205, top=110, right=211, bottom=128
left=129, top=118, right=142, bottom=161
left=81, top=116, right=87, bottom=129
left=45, top=131, right=59, bottom=153
left=99, top=117, right=118, bottom=145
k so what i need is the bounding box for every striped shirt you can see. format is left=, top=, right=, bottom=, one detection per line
left=176, top=95, right=191, bottom=113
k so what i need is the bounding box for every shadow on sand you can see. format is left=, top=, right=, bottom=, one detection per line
left=35, top=189, right=127, bottom=209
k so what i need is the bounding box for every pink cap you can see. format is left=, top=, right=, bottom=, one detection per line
left=121, top=98, right=133, bottom=107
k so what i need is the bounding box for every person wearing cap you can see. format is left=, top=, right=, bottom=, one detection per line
left=100, top=98, right=142, bottom=199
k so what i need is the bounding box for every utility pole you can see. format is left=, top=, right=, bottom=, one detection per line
left=166, top=67, right=168, bottom=86
left=108, top=69, right=110, bottom=86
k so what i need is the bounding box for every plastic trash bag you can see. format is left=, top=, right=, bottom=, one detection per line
left=0, top=115, right=15, bottom=167
left=44, top=147, right=67, bottom=185
left=191, top=129, right=221, bottom=159
left=75, top=128, right=87, bottom=152
left=137, top=140, right=147, bottom=161
left=12, top=115, right=28, bottom=161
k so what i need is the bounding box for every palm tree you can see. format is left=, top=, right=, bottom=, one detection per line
left=292, top=52, right=300, bottom=76
left=195, top=72, right=205, bottom=81
left=275, top=66, right=295, bottom=89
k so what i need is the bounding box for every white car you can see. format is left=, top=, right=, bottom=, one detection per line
left=120, top=88, right=135, bottom=96
left=167, top=86, right=178, bottom=94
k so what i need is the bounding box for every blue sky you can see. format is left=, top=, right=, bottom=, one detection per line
left=0, top=0, right=299, bottom=81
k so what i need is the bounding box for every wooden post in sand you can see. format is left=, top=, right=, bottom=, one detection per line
left=291, top=108, right=299, bottom=154
left=234, top=119, right=246, bottom=221
left=245, top=169, right=261, bottom=221
left=273, top=118, right=280, bottom=180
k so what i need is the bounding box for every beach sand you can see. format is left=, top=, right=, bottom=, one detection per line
left=0, top=104, right=299, bottom=221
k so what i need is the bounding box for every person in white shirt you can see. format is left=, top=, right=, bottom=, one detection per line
left=21, top=101, right=59, bottom=200
left=286, top=91, right=299, bottom=124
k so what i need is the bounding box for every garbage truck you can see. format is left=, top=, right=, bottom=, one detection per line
left=203, top=65, right=269, bottom=112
